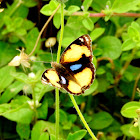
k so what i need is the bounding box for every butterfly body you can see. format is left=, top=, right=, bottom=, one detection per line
left=41, top=35, right=95, bottom=95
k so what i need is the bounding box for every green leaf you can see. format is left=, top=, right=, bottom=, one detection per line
left=1, top=96, right=33, bottom=124
left=97, top=36, right=122, bottom=60
left=68, top=114, right=77, bottom=123
left=131, top=21, right=140, bottom=31
left=128, top=26, right=140, bottom=42
left=3, top=108, right=33, bottom=124
left=97, top=78, right=110, bottom=92
left=12, top=5, right=29, bottom=18
left=37, top=97, right=48, bottom=119
left=9, top=35, right=20, bottom=43
left=96, top=67, right=106, bottom=75
left=111, top=0, right=140, bottom=13
left=66, top=16, right=85, bottom=30
left=16, top=123, right=30, bottom=139
left=91, top=0, right=113, bottom=12
left=59, top=109, right=67, bottom=124
left=121, top=124, right=132, bottom=137
left=40, top=0, right=59, bottom=16
left=82, top=0, right=93, bottom=11
left=15, top=28, right=27, bottom=36
left=67, top=5, right=80, bottom=15
left=119, top=79, right=140, bottom=99
left=22, top=0, right=38, bottom=7
left=90, top=28, right=105, bottom=41
left=63, top=121, right=72, bottom=130
left=11, top=72, right=29, bottom=83
left=82, top=17, right=94, bottom=31
left=25, top=27, right=40, bottom=54
left=93, top=56, right=97, bottom=68
left=39, top=132, right=49, bottom=140
left=65, top=0, right=82, bottom=9
left=53, top=13, right=61, bottom=29
left=129, top=125, right=140, bottom=139
left=84, top=79, right=98, bottom=96
left=0, top=41, right=17, bottom=67
left=0, top=104, right=11, bottom=114
left=93, top=48, right=103, bottom=56
left=89, top=111, right=113, bottom=130
left=22, top=19, right=34, bottom=30
left=104, top=120, right=122, bottom=137
left=62, top=37, right=75, bottom=48
left=0, top=81, right=24, bottom=103
left=34, top=82, right=54, bottom=102
left=67, top=130, right=87, bottom=140
left=122, top=32, right=130, bottom=41
left=106, top=72, right=114, bottom=84
left=121, top=101, right=140, bottom=118
left=122, top=39, right=136, bottom=51
left=124, top=71, right=134, bottom=82
left=31, top=121, right=55, bottom=140
left=50, top=134, right=56, bottom=140
left=13, top=17, right=24, bottom=28
left=0, top=66, right=15, bottom=93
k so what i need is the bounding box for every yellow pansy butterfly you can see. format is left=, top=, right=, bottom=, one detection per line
left=41, top=35, right=95, bottom=95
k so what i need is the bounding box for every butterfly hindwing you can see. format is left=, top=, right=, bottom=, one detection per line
left=41, top=35, right=95, bottom=95
left=42, top=68, right=61, bottom=88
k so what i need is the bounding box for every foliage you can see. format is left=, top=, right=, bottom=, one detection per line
left=0, top=0, right=140, bottom=139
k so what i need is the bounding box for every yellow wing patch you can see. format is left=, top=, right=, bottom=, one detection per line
left=44, top=70, right=61, bottom=88
left=63, top=44, right=91, bottom=63
left=68, top=80, right=82, bottom=94
left=75, top=68, right=93, bottom=87
left=67, top=68, right=93, bottom=94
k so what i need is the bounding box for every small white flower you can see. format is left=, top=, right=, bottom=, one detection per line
left=8, top=48, right=30, bottom=68
left=0, top=8, right=4, bottom=13
left=8, top=56, right=21, bottom=66
left=45, top=37, right=56, bottom=48
left=27, top=100, right=40, bottom=109
left=28, top=72, right=35, bottom=78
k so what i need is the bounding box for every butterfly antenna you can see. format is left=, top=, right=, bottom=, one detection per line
left=49, top=42, right=54, bottom=62
left=31, top=59, right=50, bottom=64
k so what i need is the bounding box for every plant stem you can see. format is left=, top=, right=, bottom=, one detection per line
left=55, top=88, right=59, bottom=140
left=56, top=5, right=64, bottom=63
left=72, top=12, right=140, bottom=17
left=55, top=3, right=64, bottom=140
left=97, top=57, right=114, bottom=69
left=8, top=0, right=22, bottom=17
left=69, top=94, right=97, bottom=140
left=32, top=85, right=37, bottom=123
left=131, top=73, right=140, bottom=101
left=115, top=48, right=136, bottom=84
left=28, top=4, right=61, bottom=57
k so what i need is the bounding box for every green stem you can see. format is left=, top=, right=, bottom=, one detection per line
left=115, top=48, right=136, bottom=84
left=56, top=4, right=64, bottom=63
left=32, top=85, right=37, bottom=123
left=28, top=4, right=61, bottom=56
left=69, top=94, right=97, bottom=140
left=9, top=0, right=22, bottom=17
left=131, top=73, right=140, bottom=101
left=55, top=3, right=64, bottom=140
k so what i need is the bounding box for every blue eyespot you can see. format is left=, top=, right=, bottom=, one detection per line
left=70, top=64, right=82, bottom=71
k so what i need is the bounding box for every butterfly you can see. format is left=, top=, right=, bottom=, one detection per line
left=41, top=34, right=95, bottom=95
